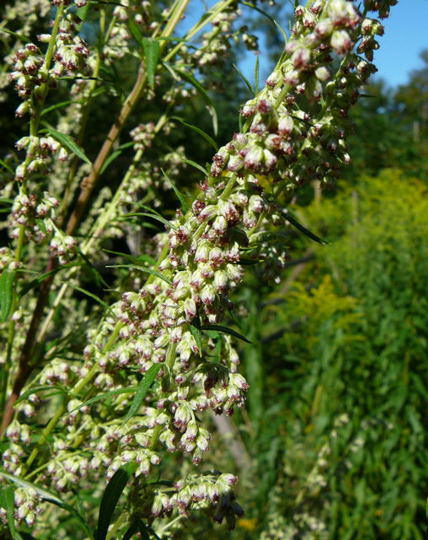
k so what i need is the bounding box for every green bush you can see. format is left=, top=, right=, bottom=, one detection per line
left=237, top=170, right=427, bottom=539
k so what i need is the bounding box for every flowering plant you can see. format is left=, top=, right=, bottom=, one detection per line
left=0, top=0, right=396, bottom=537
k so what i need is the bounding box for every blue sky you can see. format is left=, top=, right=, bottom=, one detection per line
left=183, top=1, right=428, bottom=90
left=376, top=0, right=428, bottom=87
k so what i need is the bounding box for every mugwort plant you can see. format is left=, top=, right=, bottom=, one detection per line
left=0, top=0, right=396, bottom=537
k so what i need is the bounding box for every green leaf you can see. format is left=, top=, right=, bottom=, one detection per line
left=124, top=364, right=161, bottom=421
left=20, top=262, right=76, bottom=296
left=100, top=141, right=134, bottom=174
left=95, top=467, right=132, bottom=540
left=0, top=197, right=14, bottom=205
left=241, top=2, right=287, bottom=45
left=160, top=168, right=190, bottom=212
left=170, top=116, right=218, bottom=151
left=189, top=324, right=203, bottom=356
left=42, top=125, right=91, bottom=165
left=121, top=211, right=173, bottom=230
left=41, top=100, right=72, bottom=117
left=103, top=248, right=156, bottom=266
left=283, top=211, right=328, bottom=245
left=68, top=387, right=138, bottom=414
left=142, top=38, right=161, bottom=89
left=127, top=18, right=144, bottom=47
left=182, top=158, right=208, bottom=176
left=200, top=324, right=252, bottom=344
left=232, top=63, right=255, bottom=96
left=128, top=21, right=162, bottom=88
left=164, top=64, right=218, bottom=135
left=0, top=269, right=15, bottom=322
left=69, top=284, right=111, bottom=311
left=76, top=3, right=90, bottom=21
left=0, top=471, right=91, bottom=537
left=15, top=384, right=67, bottom=406
left=254, top=55, right=260, bottom=94
left=78, top=249, right=109, bottom=288
left=0, top=486, right=21, bottom=540
left=122, top=517, right=151, bottom=540
left=107, top=264, right=172, bottom=286
left=0, top=159, right=14, bottom=174
left=0, top=26, right=28, bottom=41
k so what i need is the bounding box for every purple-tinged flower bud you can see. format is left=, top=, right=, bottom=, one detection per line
left=266, top=71, right=281, bottom=87
left=249, top=195, right=265, bottom=213
left=15, top=164, right=26, bottom=181
left=278, top=114, right=294, bottom=136
left=154, top=333, right=169, bottom=349
left=292, top=47, right=311, bottom=69
left=212, top=215, right=227, bottom=234
left=331, top=30, right=353, bottom=55
left=243, top=145, right=263, bottom=170
left=226, top=264, right=243, bottom=283
left=257, top=99, right=272, bottom=114
left=315, top=20, right=333, bottom=38
left=183, top=297, right=197, bottom=320
left=201, top=284, right=216, bottom=305
left=315, top=66, right=331, bottom=81
left=174, top=402, right=193, bottom=431
left=195, top=243, right=209, bottom=263
left=15, top=101, right=30, bottom=117
left=263, top=149, right=278, bottom=171
left=240, top=99, right=256, bottom=117
left=219, top=200, right=239, bottom=222
left=284, top=69, right=300, bottom=87
left=209, top=247, right=224, bottom=264
left=214, top=271, right=228, bottom=292
left=227, top=154, right=244, bottom=172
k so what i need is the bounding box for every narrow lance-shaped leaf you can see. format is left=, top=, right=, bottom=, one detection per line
left=142, top=38, right=161, bottom=89
left=127, top=18, right=144, bottom=48
left=68, top=387, right=138, bottom=414
left=232, top=63, right=255, bottom=96
left=0, top=159, right=14, bottom=174
left=124, top=364, right=161, bottom=421
left=15, top=384, right=67, bottom=406
left=182, top=158, right=209, bottom=176
left=200, top=324, right=252, bottom=344
left=42, top=125, right=91, bottom=165
left=283, top=210, right=328, bottom=245
left=163, top=63, right=218, bottom=135
left=189, top=324, right=203, bottom=356
left=122, top=517, right=152, bottom=540
left=160, top=168, right=190, bottom=213
left=100, top=141, right=135, bottom=174
left=0, top=486, right=22, bottom=540
left=170, top=116, right=218, bottom=151
left=69, top=285, right=112, bottom=312
left=0, top=472, right=91, bottom=537
left=107, top=263, right=172, bottom=286
left=95, top=467, right=134, bottom=540
left=0, top=268, right=15, bottom=322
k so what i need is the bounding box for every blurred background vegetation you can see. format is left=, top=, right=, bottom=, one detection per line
left=1, top=3, right=427, bottom=538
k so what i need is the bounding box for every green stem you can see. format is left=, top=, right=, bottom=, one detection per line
left=0, top=4, right=66, bottom=430
left=23, top=323, right=122, bottom=475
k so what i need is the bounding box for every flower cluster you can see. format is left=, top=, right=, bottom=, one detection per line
left=9, top=16, right=89, bottom=117
left=7, top=191, right=76, bottom=261
left=49, top=14, right=90, bottom=76
left=151, top=472, right=243, bottom=527
left=15, top=135, right=67, bottom=181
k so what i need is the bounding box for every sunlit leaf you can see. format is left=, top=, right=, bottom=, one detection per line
left=124, top=364, right=161, bottom=421
left=0, top=269, right=15, bottom=322
left=42, top=125, right=91, bottom=165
